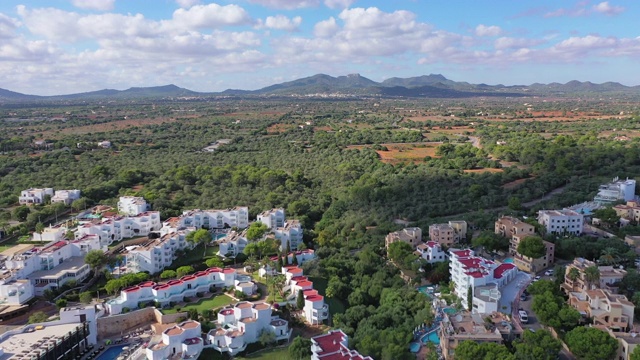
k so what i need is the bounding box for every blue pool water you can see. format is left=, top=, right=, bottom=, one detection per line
left=409, top=342, right=421, bottom=353
left=417, top=286, right=433, bottom=298
left=212, top=233, right=226, bottom=240
left=443, top=308, right=456, bottom=315
left=504, top=258, right=514, bottom=263
left=96, top=345, right=125, bottom=360
left=421, top=331, right=440, bottom=345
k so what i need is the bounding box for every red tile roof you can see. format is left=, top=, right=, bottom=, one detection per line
left=306, top=294, right=324, bottom=302
left=493, top=263, right=516, bottom=279
left=313, top=331, right=344, bottom=353
left=451, top=249, right=472, bottom=257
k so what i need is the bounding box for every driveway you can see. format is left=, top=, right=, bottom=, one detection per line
left=499, top=271, right=531, bottom=314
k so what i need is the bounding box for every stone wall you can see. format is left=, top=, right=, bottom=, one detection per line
left=96, top=308, right=187, bottom=340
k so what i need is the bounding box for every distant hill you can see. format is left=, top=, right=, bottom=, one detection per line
left=1, top=75, right=640, bottom=102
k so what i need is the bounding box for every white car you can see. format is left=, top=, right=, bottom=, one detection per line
left=544, top=270, right=554, bottom=276
left=533, top=276, right=541, bottom=281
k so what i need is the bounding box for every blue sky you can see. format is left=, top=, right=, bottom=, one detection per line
left=0, top=0, right=637, bottom=95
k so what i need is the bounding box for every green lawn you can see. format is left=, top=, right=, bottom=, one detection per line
left=309, top=277, right=346, bottom=315
left=166, top=244, right=219, bottom=270
left=162, top=294, right=234, bottom=314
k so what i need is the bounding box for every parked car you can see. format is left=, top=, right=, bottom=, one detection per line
left=520, top=293, right=527, bottom=301
left=544, top=269, right=554, bottom=276
left=533, top=276, right=541, bottom=281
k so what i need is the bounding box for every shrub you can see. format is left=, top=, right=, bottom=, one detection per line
left=196, top=292, right=204, bottom=298
left=122, top=307, right=130, bottom=313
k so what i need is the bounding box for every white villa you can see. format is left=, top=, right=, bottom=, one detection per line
left=537, top=209, right=584, bottom=235
left=449, top=249, right=518, bottom=313
left=274, top=220, right=303, bottom=252
left=75, top=211, right=161, bottom=246
left=124, top=227, right=194, bottom=274
left=257, top=208, right=285, bottom=230
left=106, top=267, right=255, bottom=315
left=51, top=189, right=81, bottom=205
left=415, top=241, right=447, bottom=264
left=146, top=320, right=203, bottom=360
left=282, top=265, right=329, bottom=325
left=594, top=177, right=636, bottom=204
left=18, top=188, right=54, bottom=205
left=217, top=231, right=248, bottom=258
left=208, top=301, right=291, bottom=356
left=176, top=208, right=249, bottom=230
left=310, top=330, right=373, bottom=360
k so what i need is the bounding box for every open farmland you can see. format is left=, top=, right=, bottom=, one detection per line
left=348, top=142, right=441, bottom=164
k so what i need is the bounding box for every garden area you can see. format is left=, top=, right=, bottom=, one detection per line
left=161, top=294, right=234, bottom=314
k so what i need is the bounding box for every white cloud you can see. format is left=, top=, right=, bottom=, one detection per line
left=0, top=13, right=21, bottom=39
left=175, top=0, right=201, bottom=8
left=171, top=3, right=252, bottom=29
left=593, top=1, right=625, bottom=15
left=314, top=17, right=338, bottom=38
left=264, top=15, right=302, bottom=31
left=475, top=24, right=502, bottom=37
left=324, top=0, right=355, bottom=9
left=71, top=0, right=115, bottom=11
left=248, top=0, right=320, bottom=9
left=494, top=37, right=545, bottom=50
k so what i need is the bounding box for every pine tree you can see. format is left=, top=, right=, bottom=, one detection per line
left=297, top=289, right=304, bottom=309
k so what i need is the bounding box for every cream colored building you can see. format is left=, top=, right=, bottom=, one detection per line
left=385, top=227, right=422, bottom=249
left=509, top=234, right=554, bottom=273
left=439, top=311, right=516, bottom=359
left=614, top=201, right=640, bottom=222
left=495, top=216, right=535, bottom=239
left=607, top=329, right=640, bottom=360
left=562, top=258, right=627, bottom=293
left=569, top=289, right=634, bottom=332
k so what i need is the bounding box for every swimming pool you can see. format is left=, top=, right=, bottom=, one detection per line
left=443, top=308, right=456, bottom=315
left=212, top=233, right=227, bottom=241
left=409, top=342, right=421, bottom=353
left=96, top=345, right=125, bottom=360
left=417, top=286, right=434, bottom=298
left=503, top=258, right=514, bottom=264
left=421, top=331, right=440, bottom=345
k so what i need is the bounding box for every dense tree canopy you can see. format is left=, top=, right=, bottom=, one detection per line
left=454, top=340, right=516, bottom=360
left=565, top=327, right=617, bottom=360
left=517, top=235, right=546, bottom=258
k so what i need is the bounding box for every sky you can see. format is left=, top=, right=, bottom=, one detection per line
left=0, top=0, right=638, bottom=95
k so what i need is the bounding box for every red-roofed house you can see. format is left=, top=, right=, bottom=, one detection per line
left=449, top=248, right=518, bottom=312
left=415, top=241, right=447, bottom=264
left=311, top=330, right=373, bottom=360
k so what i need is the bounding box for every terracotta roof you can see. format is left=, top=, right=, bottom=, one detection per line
left=493, top=263, right=516, bottom=279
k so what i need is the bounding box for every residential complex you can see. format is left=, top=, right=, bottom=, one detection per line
left=146, top=320, right=203, bottom=360
left=385, top=227, right=422, bottom=249
left=51, top=189, right=81, bottom=205
left=562, top=258, right=627, bottom=293
left=257, top=208, right=285, bottom=229
left=439, top=311, right=516, bottom=360
left=18, top=187, right=54, bottom=205
left=494, top=215, right=554, bottom=273
left=415, top=241, right=447, bottom=264
left=310, top=330, right=373, bottom=360
left=75, top=211, right=162, bottom=246
left=614, top=201, right=640, bottom=222
left=217, top=231, right=248, bottom=258
left=594, top=177, right=636, bottom=204
left=495, top=216, right=535, bottom=239
left=282, top=265, right=328, bottom=325
left=124, top=227, right=194, bottom=274
left=106, top=266, right=255, bottom=314
left=273, top=220, right=303, bottom=252
left=429, top=221, right=467, bottom=246
left=449, top=249, right=517, bottom=312
left=208, top=302, right=291, bottom=356
left=177, top=208, right=249, bottom=229
left=537, top=209, right=584, bottom=235
left=569, top=288, right=634, bottom=332
left=117, top=196, right=149, bottom=216
left=607, top=329, right=640, bottom=360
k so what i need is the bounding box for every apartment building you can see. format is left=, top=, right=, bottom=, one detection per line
left=18, top=188, right=54, bottom=205
left=125, top=227, right=194, bottom=274
left=429, top=224, right=455, bottom=246
left=178, top=208, right=249, bottom=230
left=207, top=302, right=290, bottom=356
left=257, top=208, right=285, bottom=230
left=415, top=241, right=447, bottom=264
left=607, top=329, right=640, bottom=360
left=310, top=330, right=373, bottom=360
left=106, top=267, right=252, bottom=314
left=562, top=258, right=627, bottom=293
left=274, top=220, right=303, bottom=252
left=569, top=288, right=634, bottom=332
left=449, top=249, right=517, bottom=311
left=282, top=266, right=328, bottom=325
left=594, top=177, right=636, bottom=205
left=118, top=196, right=149, bottom=216
left=146, top=321, right=203, bottom=360
left=385, top=227, right=422, bottom=249
left=75, top=211, right=161, bottom=246
left=614, top=201, right=640, bottom=222
left=510, top=235, right=555, bottom=273
left=537, top=209, right=584, bottom=235
left=51, top=189, right=81, bottom=205
left=217, top=231, right=248, bottom=258
left=495, top=216, right=535, bottom=239
left=440, top=311, right=515, bottom=360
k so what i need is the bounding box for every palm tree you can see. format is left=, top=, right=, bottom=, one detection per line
left=584, top=266, right=601, bottom=290
left=599, top=247, right=619, bottom=265
left=35, top=222, right=45, bottom=243
left=567, top=267, right=580, bottom=282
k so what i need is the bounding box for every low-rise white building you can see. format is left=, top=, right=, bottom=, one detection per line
left=178, top=208, right=249, bottom=230
left=274, top=220, right=303, bottom=252
left=310, top=330, right=373, bottom=360
left=217, top=231, right=248, bottom=258
left=282, top=266, right=328, bottom=325
left=415, top=241, right=447, bottom=264
left=118, top=196, right=149, bottom=216
left=146, top=321, right=203, bottom=360
left=75, top=211, right=161, bottom=246
left=537, top=209, right=584, bottom=235
left=257, top=208, right=285, bottom=230
left=449, top=248, right=518, bottom=312
left=594, top=177, right=636, bottom=204
left=0, top=279, right=33, bottom=306
left=106, top=267, right=251, bottom=314
left=208, top=301, right=291, bottom=356
left=51, top=189, right=81, bottom=205
left=18, top=188, right=54, bottom=205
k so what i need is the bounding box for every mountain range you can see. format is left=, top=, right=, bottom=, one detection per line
left=2, top=74, right=640, bottom=102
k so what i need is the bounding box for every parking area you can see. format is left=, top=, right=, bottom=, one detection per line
left=498, top=271, right=531, bottom=314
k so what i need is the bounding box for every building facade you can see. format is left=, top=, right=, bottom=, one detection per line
left=274, top=220, right=303, bottom=252
left=257, top=208, right=285, bottom=230
left=385, top=227, right=422, bottom=249
left=562, top=258, right=627, bottom=293
left=594, top=177, right=636, bottom=204
left=117, top=196, right=149, bottom=216
left=415, top=241, right=447, bottom=264
left=178, top=208, right=249, bottom=230
left=51, top=189, right=81, bottom=205
left=537, top=210, right=584, bottom=235
left=19, top=188, right=54, bottom=205
left=310, top=330, right=373, bottom=360
left=146, top=321, right=203, bottom=360
left=569, top=288, right=634, bottom=332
